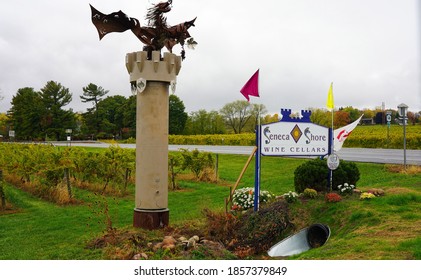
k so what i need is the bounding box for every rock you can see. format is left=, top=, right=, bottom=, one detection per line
left=367, top=188, right=385, bottom=196
left=153, top=242, right=163, bottom=251
left=162, top=236, right=177, bottom=246
left=201, top=239, right=225, bottom=250
left=187, top=237, right=197, bottom=248
left=161, top=236, right=177, bottom=250
left=133, top=253, right=148, bottom=260
left=162, top=244, right=176, bottom=250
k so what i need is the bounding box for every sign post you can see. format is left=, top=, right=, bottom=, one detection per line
left=9, top=130, right=15, bottom=141
left=254, top=125, right=261, bottom=212
left=386, top=110, right=392, bottom=147
left=65, top=129, right=72, bottom=147
left=327, top=127, right=334, bottom=192
left=397, top=103, right=408, bottom=169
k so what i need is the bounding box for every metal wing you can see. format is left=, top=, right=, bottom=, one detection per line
left=90, top=4, right=135, bottom=40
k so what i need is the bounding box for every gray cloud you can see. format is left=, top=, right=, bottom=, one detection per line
left=0, top=0, right=420, bottom=115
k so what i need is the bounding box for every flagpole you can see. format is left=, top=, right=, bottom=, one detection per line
left=329, top=110, right=334, bottom=192
left=257, top=68, right=261, bottom=127
left=254, top=75, right=261, bottom=212
left=254, top=120, right=261, bottom=212
left=328, top=82, right=334, bottom=192
left=330, top=82, right=334, bottom=151
left=254, top=96, right=261, bottom=212
left=240, top=68, right=261, bottom=211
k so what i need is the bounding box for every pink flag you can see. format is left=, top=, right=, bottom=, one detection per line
left=240, top=69, right=259, bottom=101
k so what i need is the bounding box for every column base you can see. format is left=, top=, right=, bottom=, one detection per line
left=133, top=208, right=169, bottom=229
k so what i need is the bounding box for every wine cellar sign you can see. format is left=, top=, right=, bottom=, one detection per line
left=261, top=109, right=329, bottom=157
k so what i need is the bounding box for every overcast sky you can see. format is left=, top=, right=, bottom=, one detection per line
left=0, top=0, right=420, bottom=115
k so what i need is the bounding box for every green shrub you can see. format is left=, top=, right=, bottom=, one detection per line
left=294, top=158, right=360, bottom=193
left=303, top=188, right=318, bottom=199
left=168, top=153, right=183, bottom=190
left=294, top=158, right=328, bottom=192
left=179, top=148, right=214, bottom=180
left=340, top=161, right=360, bottom=187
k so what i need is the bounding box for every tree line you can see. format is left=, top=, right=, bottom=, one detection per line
left=0, top=81, right=420, bottom=141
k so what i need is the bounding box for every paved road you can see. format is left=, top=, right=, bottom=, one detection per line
left=53, top=142, right=421, bottom=165
left=168, top=145, right=421, bottom=166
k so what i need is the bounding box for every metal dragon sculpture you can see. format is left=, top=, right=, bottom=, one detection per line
left=90, top=0, right=197, bottom=60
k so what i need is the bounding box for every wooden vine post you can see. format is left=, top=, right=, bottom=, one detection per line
left=0, top=170, right=6, bottom=210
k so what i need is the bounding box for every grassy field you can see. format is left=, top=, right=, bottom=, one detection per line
left=0, top=152, right=420, bottom=259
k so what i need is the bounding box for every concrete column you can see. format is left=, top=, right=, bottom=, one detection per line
left=126, top=51, right=182, bottom=229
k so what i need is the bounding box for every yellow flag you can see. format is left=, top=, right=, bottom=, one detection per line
left=326, top=82, right=334, bottom=111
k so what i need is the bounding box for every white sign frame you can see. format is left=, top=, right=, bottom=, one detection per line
left=261, top=121, right=329, bottom=156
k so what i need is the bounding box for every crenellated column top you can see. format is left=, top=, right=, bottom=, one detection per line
left=126, top=51, right=182, bottom=83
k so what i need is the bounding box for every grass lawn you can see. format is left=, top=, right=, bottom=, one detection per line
left=0, top=152, right=420, bottom=259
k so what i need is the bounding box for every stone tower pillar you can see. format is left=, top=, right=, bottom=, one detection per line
left=125, top=51, right=181, bottom=229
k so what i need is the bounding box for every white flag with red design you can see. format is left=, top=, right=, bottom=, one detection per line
left=334, top=114, right=364, bottom=152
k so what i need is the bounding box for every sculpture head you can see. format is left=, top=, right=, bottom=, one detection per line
left=154, top=0, right=172, bottom=13
left=146, top=0, right=173, bottom=25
